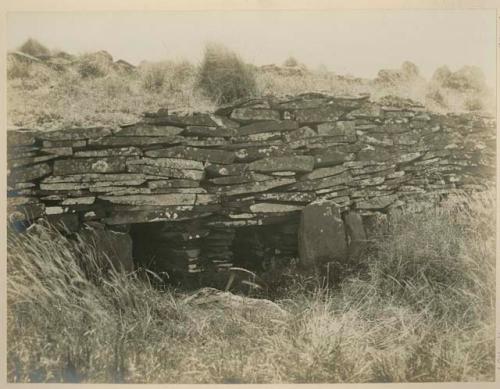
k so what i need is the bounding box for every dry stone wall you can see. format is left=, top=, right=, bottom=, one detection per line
left=7, top=93, right=496, bottom=277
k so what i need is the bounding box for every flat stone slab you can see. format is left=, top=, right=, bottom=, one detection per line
left=221, top=178, right=296, bottom=196
left=39, top=127, right=112, bottom=140
left=181, top=126, right=237, bottom=138
left=127, top=157, right=204, bottom=170
left=42, top=140, right=86, bottom=148
left=317, top=121, right=355, bottom=137
left=41, top=147, right=73, bottom=156
left=89, top=136, right=184, bottom=147
left=248, top=156, right=314, bottom=173
left=356, top=194, right=398, bottom=210
left=104, top=205, right=218, bottom=225
left=237, top=120, right=298, bottom=135
left=61, top=197, right=96, bottom=205
left=204, top=163, right=249, bottom=177
left=127, top=163, right=204, bottom=180
left=99, top=193, right=197, bottom=206
left=284, top=126, right=317, bottom=141
left=234, top=144, right=292, bottom=163
left=230, top=108, right=280, bottom=122
left=301, top=165, right=348, bottom=181
left=254, top=191, right=316, bottom=203
left=7, top=130, right=37, bottom=147
left=146, top=146, right=235, bottom=164
left=115, top=124, right=183, bottom=137
left=9, top=154, right=57, bottom=169
left=148, top=179, right=200, bottom=189
left=53, top=157, right=129, bottom=175
left=286, top=171, right=352, bottom=191
left=42, top=173, right=146, bottom=184
left=293, top=106, right=345, bottom=124
left=74, top=147, right=143, bottom=158
left=313, top=151, right=355, bottom=167
left=298, top=201, right=347, bottom=267
left=250, top=203, right=303, bottom=213
left=9, top=163, right=52, bottom=182
left=208, top=173, right=271, bottom=185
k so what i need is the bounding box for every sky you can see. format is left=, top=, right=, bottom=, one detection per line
left=6, top=10, right=497, bottom=85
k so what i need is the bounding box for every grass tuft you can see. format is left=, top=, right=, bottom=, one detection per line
left=7, top=191, right=495, bottom=383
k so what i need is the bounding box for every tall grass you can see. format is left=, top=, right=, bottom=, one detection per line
left=7, top=191, right=495, bottom=383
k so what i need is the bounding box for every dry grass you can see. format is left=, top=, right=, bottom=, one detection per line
left=7, top=190, right=495, bottom=383
left=7, top=49, right=495, bottom=131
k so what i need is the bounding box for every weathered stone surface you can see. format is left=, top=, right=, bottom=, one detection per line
left=42, top=173, right=146, bottom=184
left=230, top=108, right=280, bottom=122
left=53, top=157, right=129, bottom=175
left=182, top=287, right=288, bottom=318
left=205, top=163, right=249, bottom=177
left=395, top=152, right=422, bottom=164
left=358, top=132, right=394, bottom=147
left=343, top=210, right=367, bottom=259
left=8, top=154, right=57, bottom=169
left=254, top=192, right=316, bottom=203
left=293, top=106, right=345, bottom=124
left=298, top=201, right=347, bottom=267
left=8, top=130, right=37, bottom=147
left=237, top=120, right=298, bottom=135
left=234, top=144, right=292, bottom=163
left=345, top=103, right=382, bottom=119
left=222, top=178, right=296, bottom=196
left=91, top=187, right=152, bottom=195
left=127, top=157, right=204, bottom=170
left=250, top=203, right=303, bottom=213
left=181, top=126, right=237, bottom=138
left=104, top=205, right=217, bottom=225
left=80, top=222, right=134, bottom=271
left=90, top=136, right=184, bottom=147
left=40, top=127, right=112, bottom=140
left=357, top=146, right=393, bottom=162
left=318, top=121, right=355, bottom=137
left=146, top=146, right=235, bottom=164
left=284, top=126, right=317, bottom=141
left=313, top=151, right=355, bottom=167
left=301, top=165, right=347, bottom=181
left=116, top=124, right=183, bottom=137
left=148, top=179, right=200, bottom=189
left=208, top=173, right=270, bottom=185
left=286, top=171, right=351, bottom=191
left=99, top=193, right=197, bottom=206
left=248, top=156, right=314, bottom=173
left=9, top=163, right=52, bottom=182
left=74, top=147, right=142, bottom=158
left=356, top=194, right=398, bottom=210
left=42, top=140, right=86, bottom=148
left=144, top=112, right=218, bottom=127
left=127, top=163, right=204, bottom=180
left=61, top=197, right=96, bottom=205
left=41, top=147, right=73, bottom=156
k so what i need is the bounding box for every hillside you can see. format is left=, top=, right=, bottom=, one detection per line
left=7, top=41, right=495, bottom=131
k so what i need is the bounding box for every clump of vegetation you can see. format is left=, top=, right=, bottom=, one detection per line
left=195, top=43, right=257, bottom=104
left=18, top=38, right=51, bottom=58
left=7, top=191, right=495, bottom=383
left=283, top=56, right=299, bottom=67
left=77, top=52, right=112, bottom=78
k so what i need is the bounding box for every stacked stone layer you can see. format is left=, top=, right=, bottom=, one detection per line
left=7, top=93, right=496, bottom=274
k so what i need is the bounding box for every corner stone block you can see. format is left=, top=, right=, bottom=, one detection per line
left=343, top=211, right=367, bottom=260
left=298, top=201, right=347, bottom=268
